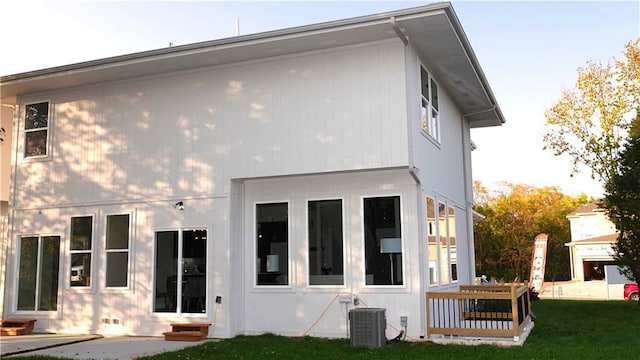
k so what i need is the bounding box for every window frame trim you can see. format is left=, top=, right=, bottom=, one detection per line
left=103, top=211, right=134, bottom=291
left=360, top=193, right=407, bottom=290
left=21, top=99, right=53, bottom=162
left=438, top=200, right=450, bottom=284
left=67, top=214, right=97, bottom=292
left=253, top=200, right=292, bottom=290
left=426, top=195, right=440, bottom=287
left=13, top=232, right=63, bottom=316
left=151, top=227, right=209, bottom=317
left=305, top=197, right=347, bottom=289
left=419, top=62, right=441, bottom=144
left=427, top=197, right=460, bottom=287
left=447, top=204, right=458, bottom=283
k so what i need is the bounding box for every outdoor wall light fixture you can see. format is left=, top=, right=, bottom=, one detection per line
left=174, top=201, right=185, bottom=211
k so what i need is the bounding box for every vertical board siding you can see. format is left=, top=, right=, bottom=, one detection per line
left=242, top=170, right=423, bottom=338
left=14, top=41, right=408, bottom=206
left=405, top=46, right=467, bottom=205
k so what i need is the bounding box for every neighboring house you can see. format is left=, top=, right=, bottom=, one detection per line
left=565, top=203, right=617, bottom=281
left=0, top=3, right=504, bottom=339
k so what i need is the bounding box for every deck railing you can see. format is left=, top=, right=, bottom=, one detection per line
left=426, top=283, right=532, bottom=341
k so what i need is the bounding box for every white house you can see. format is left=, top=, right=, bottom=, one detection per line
left=1, top=99, right=13, bottom=319
left=0, top=3, right=504, bottom=339
left=565, top=203, right=617, bottom=281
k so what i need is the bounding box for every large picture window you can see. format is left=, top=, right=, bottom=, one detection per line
left=105, top=214, right=130, bottom=288
left=70, top=216, right=93, bottom=287
left=17, top=235, right=60, bottom=311
left=427, top=198, right=457, bottom=286
left=24, top=101, right=50, bottom=158
left=420, top=66, right=439, bottom=142
left=364, top=196, right=402, bottom=286
left=256, top=202, right=289, bottom=286
left=308, top=199, right=344, bottom=286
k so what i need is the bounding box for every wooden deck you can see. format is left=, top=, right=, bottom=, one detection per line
left=427, top=284, right=532, bottom=341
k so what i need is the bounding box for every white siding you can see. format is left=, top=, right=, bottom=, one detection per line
left=241, top=170, right=423, bottom=339
left=569, top=213, right=617, bottom=241
left=13, top=41, right=408, bottom=207
left=404, top=46, right=475, bottom=287
left=1, top=105, right=13, bottom=203
left=6, top=197, right=230, bottom=336
left=4, top=37, right=478, bottom=339
left=405, top=47, right=467, bottom=204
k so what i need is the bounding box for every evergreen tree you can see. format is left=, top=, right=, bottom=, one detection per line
left=604, top=112, right=640, bottom=304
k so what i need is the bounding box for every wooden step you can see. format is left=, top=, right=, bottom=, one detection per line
left=0, top=319, right=37, bottom=336
left=163, top=330, right=207, bottom=341
left=1, top=326, right=29, bottom=336
left=164, top=322, right=211, bottom=341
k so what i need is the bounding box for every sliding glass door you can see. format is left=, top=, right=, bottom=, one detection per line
left=17, top=235, right=60, bottom=311
left=154, top=229, right=207, bottom=314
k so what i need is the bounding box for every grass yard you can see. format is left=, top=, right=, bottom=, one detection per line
left=15, top=300, right=640, bottom=360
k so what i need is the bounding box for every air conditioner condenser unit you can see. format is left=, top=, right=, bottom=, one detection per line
left=349, top=308, right=386, bottom=348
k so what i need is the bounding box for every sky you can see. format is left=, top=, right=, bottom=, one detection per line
left=1, top=0, right=639, bottom=198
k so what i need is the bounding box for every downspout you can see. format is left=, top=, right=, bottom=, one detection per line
left=391, top=15, right=425, bottom=338
left=461, top=106, right=495, bottom=283
left=390, top=15, right=417, bottom=184
left=390, top=16, right=409, bottom=45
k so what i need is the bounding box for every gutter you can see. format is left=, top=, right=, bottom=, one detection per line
left=461, top=106, right=497, bottom=121
left=443, top=6, right=506, bottom=125
left=1, top=2, right=451, bottom=84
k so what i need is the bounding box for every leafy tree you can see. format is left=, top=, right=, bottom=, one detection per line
left=543, top=39, right=640, bottom=184
left=603, top=112, right=640, bottom=304
left=473, top=182, right=588, bottom=282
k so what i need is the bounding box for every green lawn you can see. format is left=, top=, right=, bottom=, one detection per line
left=18, top=300, right=640, bottom=360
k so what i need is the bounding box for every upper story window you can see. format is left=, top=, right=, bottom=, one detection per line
left=24, top=101, right=50, bottom=158
left=420, top=66, right=440, bottom=142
